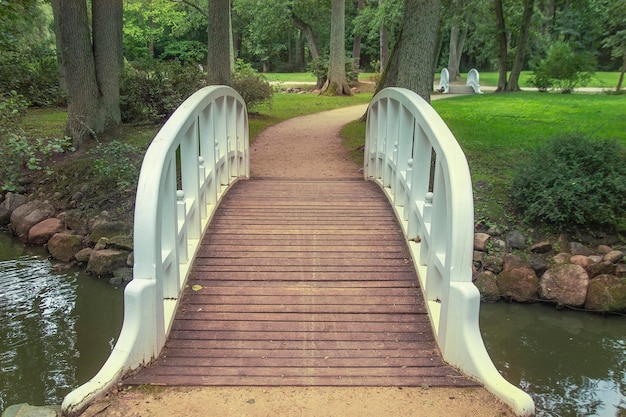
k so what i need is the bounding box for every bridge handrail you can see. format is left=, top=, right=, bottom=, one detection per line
left=438, top=68, right=450, bottom=93
left=467, top=68, right=483, bottom=94
left=364, top=87, right=534, bottom=416
left=62, top=85, right=249, bottom=416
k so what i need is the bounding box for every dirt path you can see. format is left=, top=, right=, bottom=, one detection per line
left=81, top=102, right=514, bottom=417
left=250, top=104, right=367, bottom=178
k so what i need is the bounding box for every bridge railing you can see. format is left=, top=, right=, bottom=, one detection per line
left=438, top=68, right=450, bottom=93
left=364, top=87, right=534, bottom=416
left=467, top=68, right=483, bottom=94
left=63, top=86, right=249, bottom=416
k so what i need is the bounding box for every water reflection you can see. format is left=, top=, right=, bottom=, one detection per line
left=0, top=233, right=123, bottom=412
left=480, top=302, right=626, bottom=417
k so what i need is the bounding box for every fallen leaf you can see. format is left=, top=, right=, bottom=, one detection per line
left=192, top=284, right=203, bottom=291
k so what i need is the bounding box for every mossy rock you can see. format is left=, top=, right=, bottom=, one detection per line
left=584, top=274, right=626, bottom=312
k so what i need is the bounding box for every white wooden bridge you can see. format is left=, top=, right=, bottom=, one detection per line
left=61, top=86, right=534, bottom=416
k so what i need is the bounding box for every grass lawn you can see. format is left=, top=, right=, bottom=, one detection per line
left=447, top=71, right=622, bottom=89
left=342, top=91, right=626, bottom=228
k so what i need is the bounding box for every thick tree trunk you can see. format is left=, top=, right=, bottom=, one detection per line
left=321, top=0, right=352, bottom=96
left=352, top=0, right=365, bottom=70
left=207, top=0, right=232, bottom=85
left=92, top=0, right=123, bottom=130
left=448, top=22, right=461, bottom=81
left=505, top=0, right=534, bottom=92
left=376, top=0, right=440, bottom=102
left=51, top=0, right=122, bottom=148
left=494, top=0, right=508, bottom=92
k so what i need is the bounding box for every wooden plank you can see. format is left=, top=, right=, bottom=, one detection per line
left=123, top=179, right=477, bottom=389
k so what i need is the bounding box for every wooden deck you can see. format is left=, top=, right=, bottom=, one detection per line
left=124, top=179, right=478, bottom=387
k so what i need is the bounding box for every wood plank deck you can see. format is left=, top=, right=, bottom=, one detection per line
left=124, top=179, right=478, bottom=387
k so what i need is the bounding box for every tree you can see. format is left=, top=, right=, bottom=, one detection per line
left=376, top=0, right=440, bottom=102
left=207, top=0, right=232, bottom=85
left=51, top=0, right=123, bottom=148
left=494, top=0, right=535, bottom=92
left=602, top=0, right=626, bottom=91
left=321, top=0, right=352, bottom=95
left=352, top=0, right=366, bottom=69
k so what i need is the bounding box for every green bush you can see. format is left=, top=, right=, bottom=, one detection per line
left=511, top=134, right=626, bottom=231
left=231, top=60, right=273, bottom=110
left=120, top=61, right=206, bottom=123
left=527, top=41, right=596, bottom=93
left=308, top=56, right=359, bottom=87
left=0, top=48, right=62, bottom=106
left=88, top=141, right=141, bottom=188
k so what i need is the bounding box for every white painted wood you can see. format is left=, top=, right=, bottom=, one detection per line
left=467, top=68, right=483, bottom=94
left=62, top=86, right=249, bottom=416
left=439, top=68, right=450, bottom=94
left=364, top=87, right=534, bottom=416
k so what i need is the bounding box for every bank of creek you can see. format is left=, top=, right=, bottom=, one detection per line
left=1, top=104, right=624, bottom=416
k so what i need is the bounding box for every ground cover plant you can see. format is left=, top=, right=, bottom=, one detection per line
left=342, top=91, right=626, bottom=235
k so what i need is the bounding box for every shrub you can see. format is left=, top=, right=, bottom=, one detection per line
left=231, top=60, right=273, bottom=110
left=88, top=141, right=141, bottom=188
left=511, top=134, right=626, bottom=231
left=120, top=61, right=206, bottom=123
left=527, top=41, right=596, bottom=93
left=308, top=56, right=359, bottom=87
left=0, top=48, right=62, bottom=106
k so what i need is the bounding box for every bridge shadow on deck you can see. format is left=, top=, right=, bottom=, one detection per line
left=124, top=178, right=478, bottom=387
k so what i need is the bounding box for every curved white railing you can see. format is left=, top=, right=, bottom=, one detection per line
left=438, top=68, right=450, bottom=93
left=364, top=88, right=534, bottom=416
left=62, top=86, right=249, bottom=416
left=467, top=68, right=483, bottom=94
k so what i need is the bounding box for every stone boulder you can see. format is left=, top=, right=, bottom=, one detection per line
left=108, top=235, right=133, bottom=251
left=28, top=218, right=65, bottom=245
left=584, top=274, right=626, bottom=312
left=474, top=233, right=491, bottom=252
left=86, top=249, right=131, bottom=277
left=586, top=261, right=616, bottom=279
left=505, top=230, right=526, bottom=250
left=529, top=256, right=549, bottom=277
left=60, top=210, right=90, bottom=235
left=47, top=233, right=83, bottom=262
left=497, top=255, right=538, bottom=302
left=9, top=200, right=56, bottom=242
left=89, top=221, right=132, bottom=244
left=530, top=241, right=552, bottom=253
left=604, top=250, right=624, bottom=264
left=0, top=192, right=27, bottom=225
left=482, top=255, right=503, bottom=274
left=474, top=271, right=500, bottom=302
left=74, top=247, right=93, bottom=263
left=570, top=242, right=595, bottom=256
left=539, top=263, right=589, bottom=307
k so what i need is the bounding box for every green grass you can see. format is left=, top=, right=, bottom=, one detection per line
left=459, top=71, right=622, bottom=89
left=342, top=91, right=626, bottom=228
left=263, top=72, right=379, bottom=84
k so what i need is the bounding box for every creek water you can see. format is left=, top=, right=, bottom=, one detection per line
left=0, top=233, right=123, bottom=413
left=0, top=232, right=624, bottom=416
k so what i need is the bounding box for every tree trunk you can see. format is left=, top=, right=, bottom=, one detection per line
left=321, top=0, right=352, bottom=96
left=51, top=0, right=122, bottom=148
left=505, top=0, right=534, bottom=92
left=448, top=22, right=460, bottom=81
left=289, top=10, right=322, bottom=86
left=618, top=52, right=626, bottom=91
left=494, top=0, right=508, bottom=92
left=352, top=0, right=365, bottom=70
left=376, top=0, right=440, bottom=102
left=207, top=0, right=232, bottom=85
left=92, top=0, right=123, bottom=130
